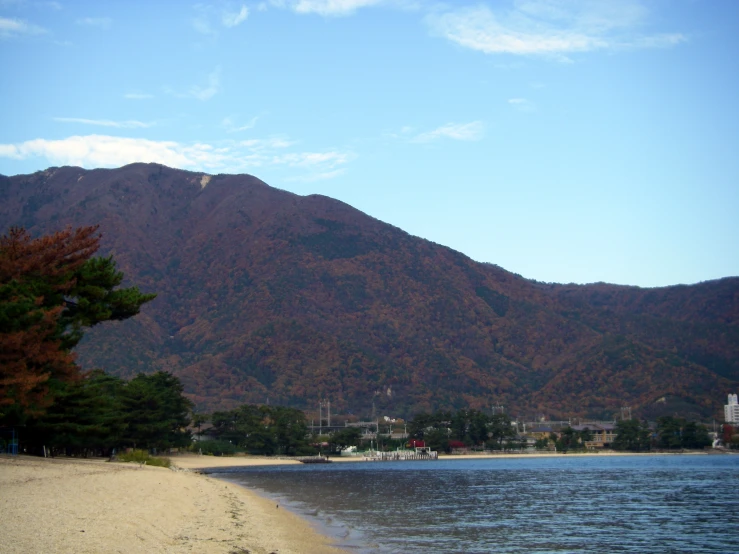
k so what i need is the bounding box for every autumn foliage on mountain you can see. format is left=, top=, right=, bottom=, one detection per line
left=1, top=163, right=736, bottom=420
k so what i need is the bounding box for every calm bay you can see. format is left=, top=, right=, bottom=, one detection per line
left=215, top=454, right=739, bottom=553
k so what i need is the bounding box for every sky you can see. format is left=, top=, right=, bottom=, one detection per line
left=1, top=0, right=737, bottom=288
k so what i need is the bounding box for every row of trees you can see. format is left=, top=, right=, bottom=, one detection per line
left=549, top=426, right=593, bottom=452
left=13, top=371, right=193, bottom=456
left=612, top=417, right=712, bottom=452
left=203, top=404, right=315, bottom=456
left=407, top=409, right=518, bottom=452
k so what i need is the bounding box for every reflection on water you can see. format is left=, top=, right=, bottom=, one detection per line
left=216, top=455, right=739, bottom=553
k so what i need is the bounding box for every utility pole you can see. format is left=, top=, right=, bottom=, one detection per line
left=319, top=399, right=331, bottom=430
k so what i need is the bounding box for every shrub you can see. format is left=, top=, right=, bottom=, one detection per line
left=194, top=440, right=237, bottom=456
left=116, top=449, right=171, bottom=468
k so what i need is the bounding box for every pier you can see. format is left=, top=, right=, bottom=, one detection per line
left=363, top=448, right=438, bottom=461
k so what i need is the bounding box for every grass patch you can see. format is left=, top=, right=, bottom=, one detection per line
left=116, top=449, right=171, bottom=468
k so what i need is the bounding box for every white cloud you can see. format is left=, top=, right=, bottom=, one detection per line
left=239, top=137, right=295, bottom=150
left=507, top=98, right=535, bottom=112
left=54, top=117, right=154, bottom=129
left=189, top=67, right=221, bottom=101
left=623, top=33, right=687, bottom=50
left=425, top=1, right=686, bottom=59
left=124, top=93, right=154, bottom=100
left=273, top=0, right=385, bottom=16
left=273, top=151, right=353, bottom=167
left=222, top=5, right=249, bottom=27
left=193, top=4, right=249, bottom=33
left=76, top=17, right=112, bottom=29
left=192, top=16, right=215, bottom=35
left=222, top=115, right=258, bottom=132
left=0, top=134, right=354, bottom=180
left=411, top=121, right=485, bottom=143
left=0, top=16, right=46, bottom=38
left=0, top=135, right=195, bottom=168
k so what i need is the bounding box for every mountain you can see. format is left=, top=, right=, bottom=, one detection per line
left=1, top=163, right=737, bottom=420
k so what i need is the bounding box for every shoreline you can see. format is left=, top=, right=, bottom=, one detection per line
left=169, top=448, right=726, bottom=471
left=174, top=449, right=736, bottom=554
left=2, top=450, right=731, bottom=553
left=0, top=454, right=346, bottom=554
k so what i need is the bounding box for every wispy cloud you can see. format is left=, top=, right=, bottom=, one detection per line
left=0, top=16, right=46, bottom=38
left=425, top=1, right=686, bottom=60
left=192, top=15, right=216, bottom=35
left=278, top=150, right=352, bottom=182
left=273, top=151, right=353, bottom=168
left=193, top=3, right=250, bottom=33
left=508, top=98, right=535, bottom=112
left=124, top=92, right=154, bottom=100
left=272, top=0, right=386, bottom=17
left=222, top=5, right=249, bottom=27
left=189, top=66, right=221, bottom=101
left=75, top=17, right=112, bottom=29
left=410, top=121, right=485, bottom=143
left=54, top=117, right=154, bottom=129
left=0, top=134, right=354, bottom=181
left=222, top=115, right=258, bottom=133
left=239, top=137, right=295, bottom=150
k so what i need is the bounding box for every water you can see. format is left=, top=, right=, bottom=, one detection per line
left=214, top=455, right=739, bottom=553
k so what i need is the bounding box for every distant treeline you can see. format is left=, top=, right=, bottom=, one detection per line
left=407, top=409, right=519, bottom=452
left=199, top=404, right=316, bottom=456
left=405, top=410, right=716, bottom=453
left=611, top=417, right=712, bottom=452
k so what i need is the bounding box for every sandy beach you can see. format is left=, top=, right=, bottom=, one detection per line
left=0, top=454, right=346, bottom=554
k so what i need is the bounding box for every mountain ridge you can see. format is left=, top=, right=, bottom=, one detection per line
left=1, top=163, right=736, bottom=420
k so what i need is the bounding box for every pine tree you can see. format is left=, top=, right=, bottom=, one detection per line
left=120, top=371, right=193, bottom=450
left=0, top=225, right=155, bottom=420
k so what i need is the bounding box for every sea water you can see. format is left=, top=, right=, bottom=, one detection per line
left=215, top=455, right=739, bottom=553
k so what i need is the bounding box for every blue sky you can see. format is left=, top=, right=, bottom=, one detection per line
left=1, top=0, right=737, bottom=287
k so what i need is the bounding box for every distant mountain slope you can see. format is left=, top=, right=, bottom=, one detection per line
left=1, top=164, right=736, bottom=419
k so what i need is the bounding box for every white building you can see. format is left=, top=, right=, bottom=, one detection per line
left=725, top=394, right=739, bottom=424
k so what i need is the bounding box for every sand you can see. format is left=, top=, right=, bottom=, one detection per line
left=171, top=454, right=366, bottom=471
left=0, top=454, right=346, bottom=554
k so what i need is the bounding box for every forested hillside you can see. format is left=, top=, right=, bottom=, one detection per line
left=1, top=163, right=736, bottom=420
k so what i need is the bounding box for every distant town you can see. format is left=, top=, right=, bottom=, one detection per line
left=181, top=393, right=739, bottom=459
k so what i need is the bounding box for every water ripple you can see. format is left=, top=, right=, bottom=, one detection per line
left=219, top=455, right=739, bottom=554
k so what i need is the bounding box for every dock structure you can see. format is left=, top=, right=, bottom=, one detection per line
left=297, top=455, right=332, bottom=464
left=363, top=447, right=438, bottom=462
